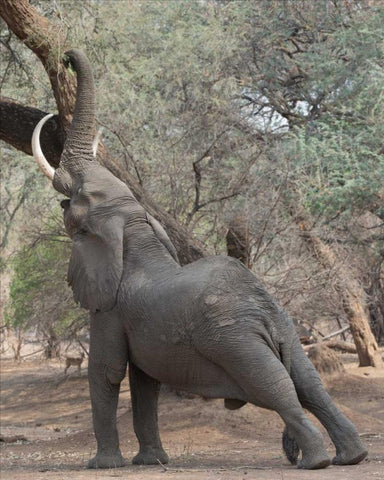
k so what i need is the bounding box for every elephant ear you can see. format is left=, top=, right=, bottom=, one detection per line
left=67, top=219, right=124, bottom=313
left=146, top=213, right=179, bottom=263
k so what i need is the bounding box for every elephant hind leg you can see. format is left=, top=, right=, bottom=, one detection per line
left=211, top=342, right=331, bottom=469
left=290, top=338, right=367, bottom=465
left=282, top=426, right=300, bottom=465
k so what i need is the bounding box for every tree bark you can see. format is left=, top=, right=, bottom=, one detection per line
left=366, top=260, right=384, bottom=345
left=0, top=3, right=205, bottom=265
left=303, top=341, right=357, bottom=354
left=226, top=214, right=251, bottom=267
left=297, top=214, right=383, bottom=367
left=0, top=98, right=63, bottom=167
left=0, top=0, right=76, bottom=129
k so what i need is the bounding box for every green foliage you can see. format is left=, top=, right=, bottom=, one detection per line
left=5, top=1, right=382, bottom=229
left=5, top=233, right=87, bottom=340
left=288, top=52, right=384, bottom=217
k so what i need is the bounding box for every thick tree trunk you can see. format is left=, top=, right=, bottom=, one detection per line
left=0, top=2, right=205, bottom=265
left=0, top=0, right=76, bottom=129
left=366, top=261, right=384, bottom=345
left=11, top=329, right=23, bottom=362
left=226, top=214, right=251, bottom=267
left=297, top=215, right=383, bottom=367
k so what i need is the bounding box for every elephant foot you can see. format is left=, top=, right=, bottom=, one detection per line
left=332, top=443, right=368, bottom=466
left=297, top=450, right=331, bottom=470
left=132, top=446, right=169, bottom=465
left=87, top=451, right=126, bottom=469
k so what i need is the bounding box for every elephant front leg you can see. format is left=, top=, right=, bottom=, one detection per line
left=87, top=361, right=127, bottom=469
left=129, top=362, right=169, bottom=465
left=87, top=312, right=128, bottom=469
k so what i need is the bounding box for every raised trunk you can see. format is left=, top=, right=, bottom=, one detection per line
left=61, top=50, right=96, bottom=161
left=297, top=215, right=383, bottom=368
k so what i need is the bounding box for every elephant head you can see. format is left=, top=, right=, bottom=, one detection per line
left=32, top=49, right=178, bottom=313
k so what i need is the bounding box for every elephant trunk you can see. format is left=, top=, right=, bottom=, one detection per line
left=60, top=49, right=96, bottom=172
left=31, top=49, right=99, bottom=196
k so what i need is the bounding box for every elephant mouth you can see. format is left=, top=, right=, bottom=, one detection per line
left=32, top=113, right=102, bottom=184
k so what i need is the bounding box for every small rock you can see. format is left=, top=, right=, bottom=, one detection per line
left=0, top=435, right=28, bottom=443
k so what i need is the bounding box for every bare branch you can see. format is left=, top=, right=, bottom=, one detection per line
left=0, top=97, right=63, bottom=167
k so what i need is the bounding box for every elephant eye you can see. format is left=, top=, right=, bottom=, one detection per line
left=77, top=227, right=88, bottom=235
left=61, top=199, right=70, bottom=209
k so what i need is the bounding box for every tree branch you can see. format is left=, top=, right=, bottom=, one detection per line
left=0, top=188, right=27, bottom=250
left=0, top=97, right=63, bottom=167
left=0, top=0, right=76, bottom=128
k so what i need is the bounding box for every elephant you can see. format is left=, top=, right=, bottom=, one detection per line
left=31, top=49, right=367, bottom=470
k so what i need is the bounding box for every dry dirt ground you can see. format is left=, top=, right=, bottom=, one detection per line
left=1, top=356, right=383, bottom=480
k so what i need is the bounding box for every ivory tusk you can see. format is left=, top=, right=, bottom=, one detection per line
left=31, top=113, right=55, bottom=180
left=92, top=127, right=103, bottom=158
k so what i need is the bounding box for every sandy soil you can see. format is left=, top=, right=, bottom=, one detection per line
left=0, top=356, right=383, bottom=480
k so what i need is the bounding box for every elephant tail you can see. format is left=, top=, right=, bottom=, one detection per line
left=282, top=427, right=300, bottom=465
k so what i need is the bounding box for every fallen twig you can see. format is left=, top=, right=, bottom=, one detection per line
left=0, top=434, right=28, bottom=443
left=21, top=348, right=45, bottom=358
left=322, top=326, right=350, bottom=341
left=156, top=459, right=272, bottom=473
left=303, top=340, right=356, bottom=354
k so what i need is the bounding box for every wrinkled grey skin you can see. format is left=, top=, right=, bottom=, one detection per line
left=47, top=50, right=367, bottom=470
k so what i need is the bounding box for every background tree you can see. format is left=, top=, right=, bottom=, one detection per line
left=5, top=236, right=88, bottom=359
